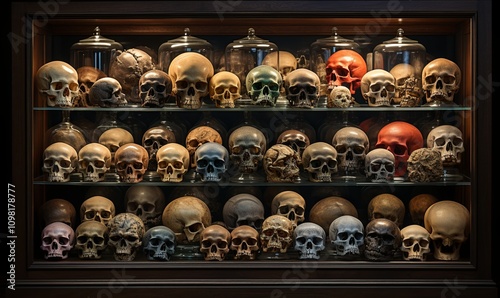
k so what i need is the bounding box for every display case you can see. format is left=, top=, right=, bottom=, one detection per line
left=8, top=1, right=495, bottom=297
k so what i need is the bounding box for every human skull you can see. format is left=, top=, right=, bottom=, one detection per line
left=209, top=71, right=240, bottom=108
left=42, top=142, right=78, bottom=182
left=76, top=66, right=106, bottom=107
left=284, top=68, right=320, bottom=108
left=424, top=200, right=470, bottom=261
left=246, top=65, right=282, bottom=106
left=302, top=141, right=338, bottom=182
left=400, top=224, right=431, bottom=261
left=168, top=52, right=214, bottom=109
left=389, top=63, right=422, bottom=107
left=138, top=69, right=172, bottom=107
left=230, top=225, right=260, bottom=260
left=328, top=85, right=355, bottom=108
left=271, top=191, right=306, bottom=228
left=40, top=198, right=77, bottom=228
left=368, top=193, right=405, bottom=228
left=329, top=215, right=364, bottom=257
left=426, top=125, right=465, bottom=167
left=185, top=126, right=223, bottom=168
left=107, top=212, right=146, bottom=261
left=162, top=196, right=212, bottom=245
left=156, top=143, right=190, bottom=182
left=125, top=185, right=166, bottom=230
left=88, top=77, right=127, bottom=107
left=142, top=126, right=176, bottom=171
left=142, top=225, right=176, bottom=261
left=35, top=60, right=80, bottom=107
left=309, top=196, right=358, bottom=237
left=422, top=58, right=461, bottom=105
left=361, top=69, right=396, bottom=107
left=364, top=218, right=401, bottom=261
left=114, top=143, right=149, bottom=183
left=40, top=222, right=75, bottom=260
left=78, top=143, right=112, bottom=182
left=263, top=144, right=300, bottom=182
left=364, top=148, right=395, bottom=182
left=375, top=121, right=424, bottom=178
left=332, top=127, right=369, bottom=177
left=260, top=215, right=294, bottom=254
left=228, top=126, right=267, bottom=174
left=409, top=193, right=439, bottom=226
left=223, top=193, right=265, bottom=232
left=195, top=142, right=229, bottom=182
left=293, top=222, right=326, bottom=260
left=325, top=49, right=367, bottom=95
left=200, top=224, right=231, bottom=261
left=80, top=195, right=115, bottom=226
left=98, top=128, right=134, bottom=166
left=407, top=148, right=443, bottom=182
left=74, top=221, right=109, bottom=259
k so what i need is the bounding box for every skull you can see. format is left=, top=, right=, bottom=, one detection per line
left=200, top=224, right=231, bottom=261
left=293, top=222, right=326, bottom=260
left=246, top=65, right=282, bottom=106
left=74, top=221, right=109, bottom=259
left=228, top=126, right=267, bottom=174
left=332, top=127, right=369, bottom=177
left=284, top=68, right=320, bottom=108
left=185, top=126, right=223, bottom=168
left=277, top=129, right=311, bottom=166
left=40, top=198, right=77, bottom=228
left=80, top=195, right=115, bottom=226
left=76, top=66, right=106, bottom=107
left=368, top=193, right=405, bottom=228
left=427, top=125, right=465, bottom=167
left=168, top=52, right=214, bottom=109
left=364, top=148, right=395, bottom=182
left=142, top=126, right=176, bottom=171
left=223, top=193, right=265, bottom=232
left=107, top=212, right=146, bottom=261
left=364, top=218, right=401, bottom=261
left=400, top=224, right=431, bottom=261
left=88, top=77, right=127, bottom=107
left=424, top=200, right=470, bottom=261
left=309, top=196, right=358, bottom=237
left=302, top=141, right=338, bottom=182
left=329, top=215, right=364, bottom=257
left=98, top=128, right=134, bottom=166
left=260, top=215, right=294, bottom=253
left=407, top=148, right=443, bottom=182
left=375, top=121, right=424, bottom=178
left=138, top=69, right=172, bottom=107
left=263, top=144, right=300, bottom=183
left=114, top=143, right=149, bottom=183
left=35, top=60, right=80, bottom=107
left=142, top=225, right=176, bottom=261
left=361, top=69, right=396, bottom=107
left=162, top=196, right=212, bottom=245
left=40, top=222, right=75, bottom=260
left=230, top=225, right=260, bottom=260
left=271, top=190, right=306, bottom=228
left=325, top=49, right=367, bottom=95
left=409, top=193, right=439, bottom=226
left=42, top=142, right=78, bottom=182
left=328, top=85, right=355, bottom=108
left=422, top=58, right=461, bottom=105
left=389, top=63, right=422, bottom=107
left=125, top=185, right=166, bottom=230
left=195, top=142, right=229, bottom=182
left=209, top=71, right=240, bottom=108
left=156, top=143, right=190, bottom=182
left=78, top=143, right=112, bottom=182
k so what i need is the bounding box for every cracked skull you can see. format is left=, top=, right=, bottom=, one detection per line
left=107, top=213, right=145, bottom=261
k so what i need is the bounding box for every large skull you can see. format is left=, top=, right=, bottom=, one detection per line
left=74, top=221, right=109, bottom=259
left=209, top=71, right=240, bottom=108
left=40, top=222, right=75, bottom=260
left=156, top=143, right=190, bottom=182
left=389, top=63, right=422, bottom=107
left=76, top=66, right=106, bottom=107
left=260, top=215, right=294, bottom=254
left=309, top=196, right=358, bottom=237
left=228, top=126, right=267, bottom=174
left=185, top=126, right=223, bottom=168
left=42, top=142, right=78, bottom=182
left=293, top=222, right=326, bottom=260
left=36, top=60, right=80, bottom=107
left=271, top=190, right=306, bottom=228
left=368, top=193, right=405, bottom=228
left=328, top=85, right=355, bottom=108
left=230, top=225, right=260, bottom=260
left=426, top=125, right=465, bottom=167
left=168, top=52, right=214, bottom=109
left=364, top=218, right=401, bottom=261
left=246, top=65, right=282, bottom=106
left=98, top=127, right=134, bottom=166
left=80, top=195, right=116, bottom=226
left=40, top=198, right=77, bottom=228
left=332, top=127, right=369, bottom=178
left=325, top=49, right=367, bottom=95
left=276, top=129, right=310, bottom=165
left=422, top=58, right=461, bottom=106
left=200, top=224, right=231, bottom=261
left=263, top=144, right=300, bottom=182
left=361, top=69, right=396, bottom=107
left=114, top=143, right=149, bottom=183
left=284, top=68, right=320, bottom=108
left=125, top=185, right=166, bottom=230
left=329, top=215, right=364, bottom=257
left=223, top=193, right=265, bottom=232
left=142, top=126, right=176, bottom=171
left=195, top=142, right=229, bottom=182
left=400, top=224, right=431, bottom=261
left=302, top=141, right=338, bottom=182
left=142, top=225, right=176, bottom=261
left=89, top=77, right=127, bottom=107
left=138, top=69, right=172, bottom=107
left=107, top=212, right=146, bottom=261
left=78, top=143, right=112, bottom=182
left=364, top=148, right=395, bottom=182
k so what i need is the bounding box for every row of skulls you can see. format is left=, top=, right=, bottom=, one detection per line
left=35, top=49, right=461, bottom=109
left=40, top=190, right=469, bottom=262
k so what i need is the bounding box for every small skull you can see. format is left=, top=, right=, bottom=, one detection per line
left=246, top=65, right=282, bottom=106
left=107, top=213, right=146, bottom=261
left=426, top=125, right=465, bottom=167
left=263, top=144, right=300, bottom=183
left=260, top=215, right=294, bottom=254
left=209, top=71, right=240, bottom=108
left=36, top=60, right=80, bottom=107
left=114, top=143, right=149, bottom=183
left=185, top=126, right=223, bottom=168
left=88, top=77, right=127, bottom=107
left=361, top=69, right=396, bottom=107
left=138, top=69, right=172, bottom=107
left=78, top=143, right=112, bottom=182
left=271, top=191, right=306, bottom=228
left=200, top=224, right=231, bottom=261
left=276, top=129, right=310, bottom=165
left=329, top=215, right=364, bottom=257
left=40, top=222, right=75, bottom=260
left=125, top=185, right=166, bottom=230
left=364, top=148, right=395, bottom=182
left=364, top=218, right=401, bottom=261
left=332, top=127, right=369, bottom=177
left=325, top=49, right=367, bottom=95
left=422, top=58, right=461, bottom=106
left=156, top=143, right=190, bottom=182
left=302, top=141, right=338, bottom=182
left=80, top=195, right=116, bottom=226
left=400, top=224, right=431, bottom=261
left=142, top=225, right=176, bottom=261
left=328, top=85, right=355, bottom=108
left=284, top=68, right=320, bottom=108
left=142, top=126, right=176, bottom=171
left=230, top=225, right=260, bottom=260
left=195, top=142, right=229, bottom=182
left=228, top=126, right=267, bottom=174
left=293, top=222, right=326, bottom=260
left=76, top=66, right=106, bottom=107
left=368, top=193, right=405, bottom=228
left=389, top=63, right=422, bottom=107
left=42, top=142, right=78, bottom=182
left=223, top=193, right=265, bottom=232
left=74, top=221, right=109, bottom=259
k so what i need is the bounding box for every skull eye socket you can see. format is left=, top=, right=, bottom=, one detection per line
left=246, top=238, right=257, bottom=246
left=84, top=211, right=97, bottom=220
left=133, top=162, right=144, bottom=169
left=310, top=160, right=322, bottom=168
left=312, top=236, right=323, bottom=245
left=214, top=159, right=225, bottom=167
left=188, top=223, right=204, bottom=234
left=195, top=82, right=208, bottom=91
left=176, top=80, right=188, bottom=89
left=100, top=211, right=112, bottom=219
left=334, top=67, right=349, bottom=78
left=335, top=144, right=347, bottom=154
left=425, top=75, right=437, bottom=84
left=155, top=84, right=166, bottom=93
left=93, top=236, right=105, bottom=245
left=188, top=140, right=199, bottom=148
left=44, top=159, right=55, bottom=167
left=355, top=232, right=364, bottom=240
left=353, top=145, right=366, bottom=154
left=392, top=144, right=407, bottom=156
left=143, top=203, right=155, bottom=212
left=93, top=160, right=106, bottom=168
left=262, top=228, right=274, bottom=236
left=125, top=235, right=138, bottom=242
left=217, top=240, right=228, bottom=249
left=419, top=239, right=429, bottom=246
left=77, top=236, right=88, bottom=244
left=279, top=206, right=290, bottom=214
left=328, top=160, right=337, bottom=168
left=197, top=159, right=208, bottom=167
left=127, top=202, right=139, bottom=211
left=149, top=238, right=161, bottom=246
left=42, top=236, right=53, bottom=245
left=59, top=159, right=72, bottom=168
left=232, top=146, right=243, bottom=154
left=441, top=75, right=456, bottom=84
left=453, top=137, right=463, bottom=146
left=232, top=238, right=242, bottom=246
left=337, top=231, right=349, bottom=241
left=58, top=236, right=70, bottom=245
left=277, top=229, right=289, bottom=238
left=173, top=161, right=184, bottom=169
left=295, top=236, right=306, bottom=245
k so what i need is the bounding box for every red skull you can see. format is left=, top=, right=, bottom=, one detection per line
left=325, top=49, right=367, bottom=95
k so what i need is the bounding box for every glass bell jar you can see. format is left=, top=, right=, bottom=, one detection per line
left=70, top=26, right=123, bottom=75
left=158, top=28, right=214, bottom=73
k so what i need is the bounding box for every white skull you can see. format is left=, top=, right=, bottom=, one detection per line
left=368, top=193, right=405, bottom=228
left=260, top=215, right=294, bottom=254
left=328, top=85, right=354, bottom=108
left=422, top=58, right=461, bottom=105
left=293, top=222, right=326, bottom=260
left=142, top=225, right=176, bottom=261
left=263, top=144, right=300, bottom=183
left=223, top=193, right=265, bottom=232
left=332, top=127, right=369, bottom=177
left=42, top=142, right=78, bottom=182
left=142, top=126, right=176, bottom=171
left=361, top=69, right=396, bottom=107
left=107, top=212, right=145, bottom=261
left=200, top=224, right=231, bottom=261
left=195, top=142, right=229, bottom=182
left=229, top=126, right=266, bottom=174
left=89, top=77, right=127, bottom=107
left=284, top=68, right=320, bottom=108
left=276, top=129, right=310, bottom=165
left=138, top=69, right=172, bottom=107
left=329, top=215, right=364, bottom=257
left=364, top=148, right=395, bottom=182
left=156, top=143, right=190, bottom=182
left=98, top=127, right=134, bottom=166
left=76, top=66, right=106, bottom=107
left=40, top=222, right=75, bottom=260
left=364, top=218, right=401, bottom=261
left=168, top=52, right=214, bottom=109
left=400, top=224, right=431, bottom=261
left=230, top=225, right=260, bottom=260
left=389, top=63, right=422, bottom=107
left=114, top=143, right=149, bottom=183
left=209, top=71, right=240, bottom=108
left=125, top=185, right=166, bottom=230
left=302, top=141, right=338, bottom=182
left=80, top=195, right=116, bottom=226
left=271, top=191, right=306, bottom=228
left=426, top=125, right=465, bottom=167
left=74, top=221, right=109, bottom=259
left=185, top=126, right=223, bottom=168
left=246, top=65, right=282, bottom=106
left=78, top=143, right=112, bottom=182
left=36, top=60, right=80, bottom=107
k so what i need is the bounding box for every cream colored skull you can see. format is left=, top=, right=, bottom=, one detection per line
left=77, top=66, right=106, bottom=107
left=284, top=68, right=321, bottom=108
left=138, top=69, right=172, bottom=107
left=114, top=143, right=149, bottom=183
left=260, top=215, right=294, bottom=253
left=246, top=65, right=282, bottom=106
left=124, top=185, right=166, bottom=230
left=89, top=77, right=127, bottom=107
left=364, top=148, right=395, bottom=182
left=36, top=60, right=80, bottom=107
left=156, top=143, right=190, bottom=182
left=426, top=125, right=464, bottom=167
left=302, top=141, right=338, bottom=182
left=263, top=144, right=300, bottom=182
left=40, top=222, right=75, bottom=260
left=422, top=58, right=461, bottom=105
left=262, top=51, right=297, bottom=82
left=229, top=126, right=266, bottom=174
left=368, top=193, right=405, bottom=228
left=107, top=213, right=145, bottom=261
left=329, top=215, right=364, bottom=257
left=271, top=190, right=306, bottom=228
left=400, top=224, right=431, bottom=261
left=168, top=52, right=214, bottom=109
left=42, top=142, right=78, bottom=182
left=75, top=220, right=109, bottom=259
left=78, top=143, right=112, bottom=182
left=389, top=63, right=422, bottom=107
left=142, top=126, right=176, bottom=171
left=294, top=222, right=326, bottom=260
left=309, top=196, right=358, bottom=237
left=98, top=128, right=134, bottom=166
left=200, top=224, right=231, bottom=261
left=230, top=225, right=260, bottom=260
left=332, top=127, right=369, bottom=177
left=209, top=71, right=240, bottom=108
left=80, top=195, right=115, bottom=226
left=185, top=126, right=223, bottom=168
left=424, top=200, right=470, bottom=261
left=361, top=69, right=396, bottom=107
left=328, top=85, right=354, bottom=108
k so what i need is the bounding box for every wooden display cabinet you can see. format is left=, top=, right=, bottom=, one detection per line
left=8, top=1, right=495, bottom=297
